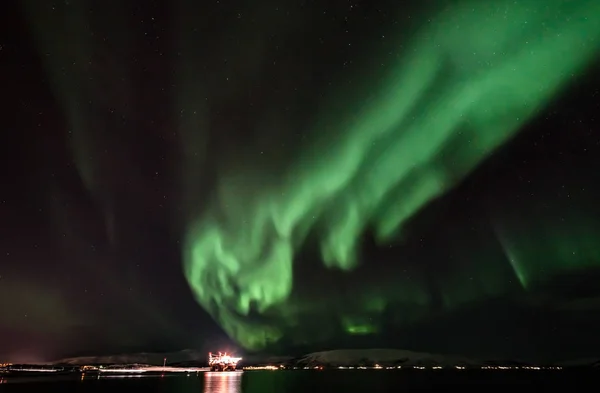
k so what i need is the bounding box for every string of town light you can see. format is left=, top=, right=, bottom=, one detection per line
left=244, top=365, right=561, bottom=370
left=0, top=353, right=564, bottom=378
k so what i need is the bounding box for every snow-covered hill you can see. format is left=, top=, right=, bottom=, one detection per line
left=56, top=349, right=205, bottom=365
left=296, top=349, right=480, bottom=367
left=54, top=348, right=547, bottom=368
left=55, top=349, right=292, bottom=366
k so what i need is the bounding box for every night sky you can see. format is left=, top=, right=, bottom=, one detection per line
left=2, top=0, right=600, bottom=363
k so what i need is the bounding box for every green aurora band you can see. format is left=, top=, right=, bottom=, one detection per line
left=183, top=0, right=600, bottom=349
left=19, top=0, right=600, bottom=351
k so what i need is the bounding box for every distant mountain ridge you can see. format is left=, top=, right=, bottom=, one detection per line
left=56, top=349, right=205, bottom=365
left=54, top=348, right=600, bottom=368
left=297, top=349, right=479, bottom=367
left=55, top=349, right=292, bottom=366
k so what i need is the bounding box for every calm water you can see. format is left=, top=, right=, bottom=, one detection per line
left=0, top=370, right=596, bottom=392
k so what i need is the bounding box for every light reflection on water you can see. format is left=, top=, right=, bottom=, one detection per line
left=0, top=370, right=591, bottom=392
left=204, top=371, right=243, bottom=393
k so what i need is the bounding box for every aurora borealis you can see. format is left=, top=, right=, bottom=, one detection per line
left=184, top=0, right=600, bottom=350
left=3, top=0, right=600, bottom=362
